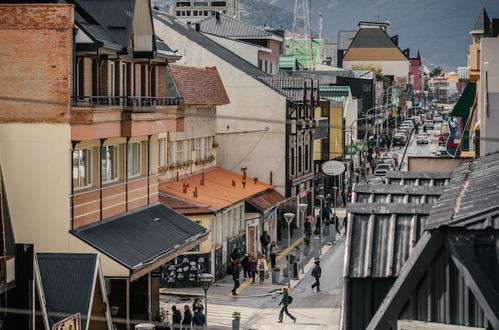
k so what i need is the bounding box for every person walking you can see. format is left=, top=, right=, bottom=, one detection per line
left=248, top=255, right=257, bottom=283
left=259, top=231, right=271, bottom=257
left=192, top=307, right=206, bottom=329
left=182, top=305, right=192, bottom=329
left=343, top=216, right=348, bottom=235
left=192, top=297, right=203, bottom=314
left=241, top=253, right=250, bottom=279
left=231, top=263, right=240, bottom=295
left=311, top=260, right=322, bottom=292
left=171, top=305, right=182, bottom=330
left=304, top=216, right=312, bottom=237
left=269, top=241, right=279, bottom=269
left=229, top=248, right=240, bottom=271
left=278, top=287, right=296, bottom=323
left=386, top=134, right=392, bottom=151
left=334, top=214, right=341, bottom=235
left=257, top=254, right=268, bottom=284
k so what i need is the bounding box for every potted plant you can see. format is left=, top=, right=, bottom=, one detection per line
left=303, top=236, right=311, bottom=255
left=232, top=311, right=241, bottom=329
left=272, top=267, right=281, bottom=284
left=282, top=267, right=289, bottom=278
left=323, top=220, right=331, bottom=236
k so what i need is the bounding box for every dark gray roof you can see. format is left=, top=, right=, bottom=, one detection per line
left=346, top=204, right=430, bottom=278
left=349, top=27, right=398, bottom=48
left=353, top=183, right=444, bottom=204
left=338, top=30, right=356, bottom=50
left=153, top=12, right=269, bottom=79
left=425, top=152, right=499, bottom=230
left=71, top=203, right=208, bottom=269
left=37, top=253, right=97, bottom=329
left=472, top=8, right=491, bottom=34
left=385, top=171, right=452, bottom=186
left=155, top=35, right=182, bottom=59
left=74, top=11, right=123, bottom=51
left=198, top=13, right=276, bottom=39
left=258, top=77, right=318, bottom=103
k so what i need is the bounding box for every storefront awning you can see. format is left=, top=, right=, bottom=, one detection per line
left=246, top=189, right=285, bottom=213
left=451, top=82, right=476, bottom=121
left=71, top=203, right=209, bottom=280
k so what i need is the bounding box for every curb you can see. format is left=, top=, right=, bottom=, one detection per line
left=160, top=291, right=278, bottom=299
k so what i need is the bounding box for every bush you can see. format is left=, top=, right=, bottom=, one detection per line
left=295, top=245, right=301, bottom=251
left=304, top=236, right=311, bottom=247
left=232, top=312, right=241, bottom=321
left=313, top=228, right=320, bottom=235
left=273, top=267, right=281, bottom=271
left=286, top=254, right=297, bottom=264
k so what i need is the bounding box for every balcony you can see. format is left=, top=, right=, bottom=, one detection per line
left=458, top=67, right=470, bottom=81
left=71, top=95, right=183, bottom=111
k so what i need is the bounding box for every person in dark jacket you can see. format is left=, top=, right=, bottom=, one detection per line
left=241, top=253, right=250, bottom=279
left=231, top=263, right=240, bottom=295
left=247, top=256, right=257, bottom=283
left=278, top=287, right=296, bottom=323
left=229, top=248, right=240, bottom=270
left=171, top=305, right=182, bottom=330
left=182, top=305, right=192, bottom=328
left=192, top=307, right=206, bottom=329
left=260, top=231, right=271, bottom=257
left=311, top=260, right=322, bottom=292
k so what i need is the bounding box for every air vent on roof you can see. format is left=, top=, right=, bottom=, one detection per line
left=215, top=11, right=220, bottom=20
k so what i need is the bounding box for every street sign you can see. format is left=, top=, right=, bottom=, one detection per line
left=321, top=160, right=345, bottom=176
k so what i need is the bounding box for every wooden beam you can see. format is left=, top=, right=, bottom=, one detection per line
left=367, top=230, right=444, bottom=330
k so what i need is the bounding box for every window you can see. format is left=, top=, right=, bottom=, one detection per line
left=73, top=149, right=92, bottom=190
left=204, top=10, right=208, bottom=16
left=193, top=10, right=198, bottom=16
left=127, top=142, right=141, bottom=177
left=290, top=148, right=295, bottom=175
left=298, top=146, right=302, bottom=173
left=167, top=141, right=173, bottom=165
left=110, top=62, right=116, bottom=97
left=158, top=138, right=166, bottom=166
left=264, top=60, right=268, bottom=73
left=259, top=59, right=263, bottom=69
left=101, top=145, right=118, bottom=182
left=204, top=136, right=212, bottom=158
left=305, top=145, right=309, bottom=171
left=195, top=138, right=202, bottom=159
left=176, top=140, right=184, bottom=162
left=270, top=62, right=273, bottom=74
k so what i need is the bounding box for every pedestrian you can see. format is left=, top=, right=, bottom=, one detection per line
left=192, top=297, right=203, bottom=313
left=347, top=186, right=352, bottom=203
left=259, top=231, right=271, bottom=257
left=386, top=134, right=392, bottom=151
left=257, top=254, right=268, bottom=284
left=241, top=253, right=250, bottom=279
left=342, top=190, right=347, bottom=207
left=333, top=214, right=341, bottom=235
left=231, top=263, right=240, bottom=295
left=311, top=260, right=322, bottom=292
left=304, top=216, right=312, bottom=237
left=229, top=248, right=240, bottom=271
left=182, top=305, right=192, bottom=329
left=278, top=287, right=296, bottom=323
left=343, top=216, right=348, bottom=235
left=248, top=255, right=257, bottom=284
left=171, top=305, right=182, bottom=330
left=192, top=307, right=206, bottom=329
left=269, top=241, right=279, bottom=269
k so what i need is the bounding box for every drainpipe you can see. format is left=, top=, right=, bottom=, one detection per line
left=70, top=140, right=80, bottom=229
left=125, top=137, right=130, bottom=212
left=100, top=139, right=105, bottom=220
left=147, top=135, right=152, bottom=205
left=72, top=28, right=78, bottom=104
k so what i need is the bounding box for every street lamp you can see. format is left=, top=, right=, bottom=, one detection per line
left=298, top=203, right=308, bottom=274
left=199, top=273, right=213, bottom=326
left=316, top=195, right=324, bottom=258
left=283, top=213, right=295, bottom=288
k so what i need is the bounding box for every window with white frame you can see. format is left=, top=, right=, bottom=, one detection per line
left=73, top=149, right=92, bottom=190
left=204, top=136, right=212, bottom=158
left=195, top=138, right=202, bottom=159
left=101, top=145, right=118, bottom=182
left=167, top=141, right=173, bottom=165
left=158, top=138, right=166, bottom=166
left=127, top=142, right=141, bottom=177
left=176, top=140, right=184, bottom=162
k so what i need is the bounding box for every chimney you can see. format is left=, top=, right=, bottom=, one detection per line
left=215, top=11, right=220, bottom=20
left=195, top=23, right=201, bottom=32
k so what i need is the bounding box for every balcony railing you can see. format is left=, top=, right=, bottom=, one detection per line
left=71, top=96, right=183, bottom=110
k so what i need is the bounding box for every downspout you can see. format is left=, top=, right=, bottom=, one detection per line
left=285, top=100, right=290, bottom=198
left=71, top=140, right=80, bottom=229
left=72, top=28, right=78, bottom=104
left=125, top=137, right=130, bottom=212
left=99, top=139, right=105, bottom=220
left=147, top=135, right=152, bottom=205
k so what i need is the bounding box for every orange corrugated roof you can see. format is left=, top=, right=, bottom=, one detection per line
left=159, top=167, right=274, bottom=210
left=444, top=74, right=459, bottom=82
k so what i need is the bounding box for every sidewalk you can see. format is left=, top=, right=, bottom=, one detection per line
left=160, top=208, right=347, bottom=298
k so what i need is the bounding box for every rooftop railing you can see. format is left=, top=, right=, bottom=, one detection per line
left=71, top=96, right=183, bottom=110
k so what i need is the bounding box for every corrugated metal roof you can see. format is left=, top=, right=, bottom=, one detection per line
left=346, top=204, right=430, bottom=278
left=353, top=184, right=444, bottom=204
left=198, top=12, right=276, bottom=39
left=246, top=189, right=285, bottom=212
left=279, top=55, right=297, bottom=71
left=338, top=30, right=356, bottom=50
left=319, top=86, right=350, bottom=92
left=159, top=195, right=213, bottom=215
left=386, top=171, right=452, bottom=186
left=258, top=77, right=318, bottom=103
left=37, top=253, right=97, bottom=329
left=159, top=167, right=274, bottom=211
left=71, top=203, right=208, bottom=269
left=426, top=152, right=499, bottom=230
left=349, top=27, right=398, bottom=49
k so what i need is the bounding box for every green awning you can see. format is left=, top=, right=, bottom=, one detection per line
left=451, top=82, right=476, bottom=120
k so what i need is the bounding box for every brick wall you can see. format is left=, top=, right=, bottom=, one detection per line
left=0, top=4, right=74, bottom=123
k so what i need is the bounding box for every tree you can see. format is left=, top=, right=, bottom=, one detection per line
left=430, top=66, right=443, bottom=77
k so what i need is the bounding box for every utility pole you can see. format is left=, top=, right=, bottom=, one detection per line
left=292, top=0, right=313, bottom=70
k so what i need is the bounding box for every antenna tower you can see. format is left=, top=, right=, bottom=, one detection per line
left=319, top=7, right=323, bottom=39
left=292, top=0, right=314, bottom=70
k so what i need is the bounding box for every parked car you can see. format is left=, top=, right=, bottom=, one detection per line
left=435, top=146, right=448, bottom=157
left=393, top=133, right=407, bottom=146
left=424, top=120, right=434, bottom=130
left=438, top=133, right=449, bottom=146
left=368, top=177, right=384, bottom=185
left=433, top=115, right=443, bottom=123
left=416, top=133, right=429, bottom=144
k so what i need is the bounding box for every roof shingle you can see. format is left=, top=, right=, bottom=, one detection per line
left=198, top=12, right=278, bottom=39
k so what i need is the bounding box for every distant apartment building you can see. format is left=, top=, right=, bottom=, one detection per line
left=173, top=0, right=240, bottom=21
left=429, top=76, right=450, bottom=102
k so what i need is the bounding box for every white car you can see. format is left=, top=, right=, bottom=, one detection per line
left=433, top=115, right=443, bottom=123
left=417, top=133, right=429, bottom=144
left=368, top=177, right=384, bottom=185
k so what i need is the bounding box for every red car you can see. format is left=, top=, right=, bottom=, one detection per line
left=438, top=134, right=449, bottom=146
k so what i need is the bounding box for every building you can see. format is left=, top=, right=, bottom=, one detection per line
left=343, top=22, right=410, bottom=81
left=429, top=75, right=450, bottom=102
left=154, top=13, right=319, bottom=199
left=409, top=51, right=423, bottom=93
left=159, top=167, right=284, bottom=282
left=336, top=30, right=357, bottom=68
left=197, top=12, right=283, bottom=74
left=0, top=2, right=212, bottom=327
left=172, top=0, right=240, bottom=21
left=367, top=153, right=499, bottom=329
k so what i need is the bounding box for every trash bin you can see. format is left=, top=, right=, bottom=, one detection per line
left=135, top=323, right=155, bottom=330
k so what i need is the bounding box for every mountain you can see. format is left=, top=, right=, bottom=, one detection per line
left=240, top=0, right=499, bottom=70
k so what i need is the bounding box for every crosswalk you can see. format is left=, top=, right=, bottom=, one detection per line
left=204, top=303, right=261, bottom=328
